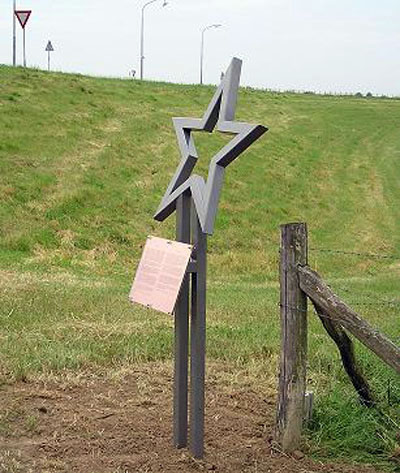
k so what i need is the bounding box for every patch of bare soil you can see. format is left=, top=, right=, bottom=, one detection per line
left=0, top=363, right=383, bottom=473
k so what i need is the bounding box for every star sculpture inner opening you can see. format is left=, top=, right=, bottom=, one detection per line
left=154, top=57, right=268, bottom=235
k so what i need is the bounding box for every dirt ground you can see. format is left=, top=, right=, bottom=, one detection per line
left=0, top=363, right=385, bottom=473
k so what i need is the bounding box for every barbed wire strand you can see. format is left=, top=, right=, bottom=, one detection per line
left=324, top=282, right=400, bottom=308
left=265, top=237, right=400, bottom=261
left=309, top=247, right=398, bottom=260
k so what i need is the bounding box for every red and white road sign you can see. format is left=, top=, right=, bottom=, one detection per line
left=15, top=10, right=32, bottom=29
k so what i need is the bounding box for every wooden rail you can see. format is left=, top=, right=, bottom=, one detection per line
left=298, top=265, right=400, bottom=374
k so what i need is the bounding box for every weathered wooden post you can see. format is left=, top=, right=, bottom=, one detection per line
left=276, top=222, right=308, bottom=452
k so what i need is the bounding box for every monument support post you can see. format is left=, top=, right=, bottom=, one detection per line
left=190, top=203, right=207, bottom=459
left=152, top=57, right=268, bottom=459
left=174, top=196, right=207, bottom=457
left=174, top=193, right=191, bottom=447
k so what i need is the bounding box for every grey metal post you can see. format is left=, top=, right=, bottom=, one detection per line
left=13, top=0, right=16, bottom=66
left=174, top=193, right=191, bottom=448
left=140, top=2, right=146, bottom=80
left=48, top=50, right=50, bottom=71
left=200, top=29, right=205, bottom=85
left=189, top=204, right=207, bottom=459
left=23, top=27, right=26, bottom=67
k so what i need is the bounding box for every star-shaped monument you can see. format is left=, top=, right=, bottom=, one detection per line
left=154, top=57, right=268, bottom=235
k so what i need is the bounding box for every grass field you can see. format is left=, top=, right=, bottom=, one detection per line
left=0, top=65, right=399, bottom=471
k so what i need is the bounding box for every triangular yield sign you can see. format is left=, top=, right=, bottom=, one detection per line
left=45, top=41, right=54, bottom=52
left=15, top=10, right=32, bottom=29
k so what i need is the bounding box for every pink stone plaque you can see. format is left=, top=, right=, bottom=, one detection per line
left=129, top=236, right=193, bottom=315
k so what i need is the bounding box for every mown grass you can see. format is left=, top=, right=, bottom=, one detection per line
left=0, top=65, right=399, bottom=470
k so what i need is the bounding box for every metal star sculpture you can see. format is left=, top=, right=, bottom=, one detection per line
left=154, top=57, right=268, bottom=235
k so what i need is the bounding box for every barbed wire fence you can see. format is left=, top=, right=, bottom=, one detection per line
left=275, top=223, right=400, bottom=452
left=263, top=233, right=400, bottom=317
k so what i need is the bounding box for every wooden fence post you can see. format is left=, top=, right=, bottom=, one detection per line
left=276, top=222, right=308, bottom=452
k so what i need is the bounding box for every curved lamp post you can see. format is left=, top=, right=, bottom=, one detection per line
left=200, top=24, right=221, bottom=85
left=140, top=0, right=168, bottom=81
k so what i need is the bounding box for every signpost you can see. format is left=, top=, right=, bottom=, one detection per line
left=130, top=57, right=268, bottom=459
left=45, top=40, right=54, bottom=71
left=15, top=10, right=31, bottom=67
left=13, top=0, right=16, bottom=66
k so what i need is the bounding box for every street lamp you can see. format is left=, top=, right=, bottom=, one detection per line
left=140, top=0, right=168, bottom=81
left=200, top=24, right=221, bottom=85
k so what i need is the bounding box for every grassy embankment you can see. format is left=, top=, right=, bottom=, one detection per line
left=0, top=65, right=399, bottom=469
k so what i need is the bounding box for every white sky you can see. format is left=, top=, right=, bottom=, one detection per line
left=0, top=0, right=399, bottom=95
